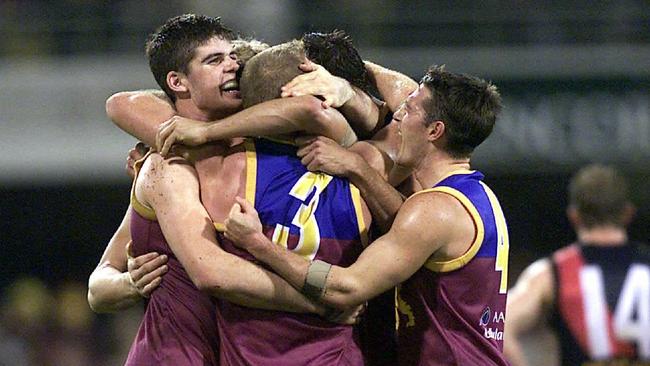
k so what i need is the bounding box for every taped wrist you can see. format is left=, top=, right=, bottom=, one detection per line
left=302, top=260, right=332, bottom=300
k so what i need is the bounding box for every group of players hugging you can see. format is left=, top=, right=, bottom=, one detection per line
left=87, top=13, right=649, bottom=366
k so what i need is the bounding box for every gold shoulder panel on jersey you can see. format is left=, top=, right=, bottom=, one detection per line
left=130, top=150, right=157, bottom=221
left=408, top=186, right=485, bottom=273
left=244, top=139, right=257, bottom=207
left=480, top=181, right=510, bottom=293
left=213, top=222, right=226, bottom=233
left=350, top=184, right=369, bottom=247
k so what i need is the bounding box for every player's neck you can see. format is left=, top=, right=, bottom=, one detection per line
left=413, top=151, right=470, bottom=189
left=577, top=226, right=628, bottom=247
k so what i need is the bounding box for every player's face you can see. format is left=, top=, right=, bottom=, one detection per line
left=184, top=36, right=242, bottom=117
left=391, top=84, right=433, bottom=167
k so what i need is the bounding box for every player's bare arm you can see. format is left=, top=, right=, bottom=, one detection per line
left=226, top=191, right=469, bottom=309
left=364, top=61, right=418, bottom=113
left=504, top=258, right=555, bottom=366
left=106, top=89, right=175, bottom=147
left=155, top=95, right=356, bottom=155
left=281, top=61, right=381, bottom=138
left=87, top=207, right=168, bottom=313
left=139, top=153, right=326, bottom=314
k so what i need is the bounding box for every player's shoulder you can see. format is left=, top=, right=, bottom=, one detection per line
left=512, top=257, right=555, bottom=303
left=350, top=141, right=387, bottom=177
left=403, top=189, right=468, bottom=217
left=520, top=257, right=553, bottom=282
left=139, top=152, right=197, bottom=190
left=397, top=190, right=469, bottom=232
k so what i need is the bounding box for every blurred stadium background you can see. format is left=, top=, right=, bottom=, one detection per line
left=1, top=1, right=649, bottom=364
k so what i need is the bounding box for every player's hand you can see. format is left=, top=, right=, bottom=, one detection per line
left=224, top=197, right=266, bottom=252
left=126, top=241, right=168, bottom=298
left=296, top=136, right=363, bottom=177
left=281, top=61, right=354, bottom=109
left=156, top=116, right=210, bottom=156
left=125, top=142, right=149, bottom=179
left=324, top=303, right=367, bottom=325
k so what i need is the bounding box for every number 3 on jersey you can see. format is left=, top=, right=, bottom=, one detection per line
left=271, top=172, right=333, bottom=260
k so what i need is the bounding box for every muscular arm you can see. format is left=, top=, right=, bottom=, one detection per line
left=365, top=61, right=418, bottom=112
left=87, top=207, right=169, bottom=313
left=346, top=142, right=405, bottom=233
left=280, top=63, right=381, bottom=139
left=141, top=155, right=322, bottom=313
left=337, top=86, right=381, bottom=139
left=87, top=208, right=139, bottom=312
left=160, top=95, right=356, bottom=151
left=504, top=259, right=555, bottom=366
left=106, top=90, right=174, bottom=146
left=229, top=192, right=459, bottom=309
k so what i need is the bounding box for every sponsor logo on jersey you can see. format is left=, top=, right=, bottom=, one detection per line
left=483, top=327, right=504, bottom=341
left=479, top=307, right=491, bottom=326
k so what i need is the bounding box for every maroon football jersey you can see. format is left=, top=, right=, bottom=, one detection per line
left=213, top=139, right=367, bottom=365
left=396, top=170, right=510, bottom=365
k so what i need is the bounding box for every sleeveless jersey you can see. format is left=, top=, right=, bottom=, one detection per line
left=214, top=138, right=369, bottom=366
left=551, top=242, right=650, bottom=365
left=125, top=153, right=219, bottom=366
left=396, top=170, right=510, bottom=366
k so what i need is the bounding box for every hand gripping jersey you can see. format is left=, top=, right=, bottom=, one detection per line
left=551, top=242, right=650, bottom=365
left=396, top=170, right=510, bottom=366
left=125, top=153, right=219, bottom=365
left=215, top=139, right=369, bottom=366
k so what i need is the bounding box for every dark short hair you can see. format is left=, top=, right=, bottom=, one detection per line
left=240, top=40, right=306, bottom=108
left=302, top=30, right=380, bottom=99
left=420, top=65, right=502, bottom=158
left=569, top=164, right=630, bottom=228
left=145, top=14, right=236, bottom=101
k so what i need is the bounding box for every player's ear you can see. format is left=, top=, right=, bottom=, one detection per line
left=167, top=71, right=189, bottom=94
left=566, top=205, right=581, bottom=228
left=427, top=120, right=445, bottom=142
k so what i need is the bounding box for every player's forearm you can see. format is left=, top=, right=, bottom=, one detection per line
left=202, top=96, right=356, bottom=147
left=339, top=87, right=380, bottom=140
left=365, top=61, right=418, bottom=112
left=346, top=161, right=404, bottom=234
left=106, top=90, right=174, bottom=146
left=243, top=232, right=311, bottom=293
left=206, top=265, right=324, bottom=314
left=168, top=230, right=321, bottom=314
left=243, top=233, right=367, bottom=310
left=87, top=265, right=140, bottom=313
